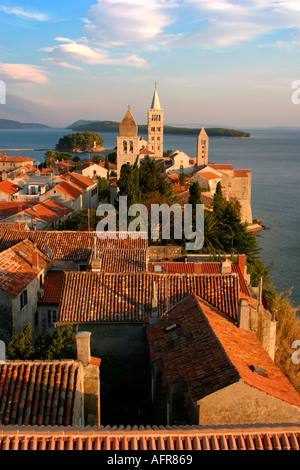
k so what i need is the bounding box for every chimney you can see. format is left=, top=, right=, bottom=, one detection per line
left=76, top=331, right=101, bottom=426
left=220, top=258, right=232, bottom=274
left=238, top=254, right=246, bottom=276
left=238, top=299, right=251, bottom=330
left=76, top=331, right=91, bottom=365
left=32, top=251, right=39, bottom=269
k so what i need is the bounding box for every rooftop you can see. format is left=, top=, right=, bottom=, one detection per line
left=0, top=239, right=50, bottom=296
left=147, top=294, right=300, bottom=407
left=57, top=271, right=239, bottom=324
left=0, top=230, right=148, bottom=261
left=0, top=180, right=23, bottom=195
left=23, top=199, right=72, bottom=223
left=0, top=360, right=81, bottom=426
left=0, top=424, right=299, bottom=450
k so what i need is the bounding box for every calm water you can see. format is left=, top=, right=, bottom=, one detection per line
left=0, top=127, right=299, bottom=307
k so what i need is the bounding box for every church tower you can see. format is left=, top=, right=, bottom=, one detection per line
left=147, top=85, right=164, bottom=159
left=196, top=127, right=209, bottom=167
left=117, top=107, right=140, bottom=179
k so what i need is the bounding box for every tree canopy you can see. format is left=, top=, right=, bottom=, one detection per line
left=56, top=132, right=104, bottom=153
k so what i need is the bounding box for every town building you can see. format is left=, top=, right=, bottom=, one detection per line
left=0, top=331, right=100, bottom=426
left=0, top=153, right=35, bottom=172
left=147, top=293, right=299, bottom=426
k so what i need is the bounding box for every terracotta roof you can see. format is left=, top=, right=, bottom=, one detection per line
left=208, top=163, right=234, bottom=170
left=148, top=261, right=250, bottom=296
left=147, top=294, right=300, bottom=407
left=54, top=181, right=82, bottom=199
left=0, top=360, right=81, bottom=426
left=0, top=230, right=148, bottom=261
left=57, top=271, right=239, bottom=324
left=88, top=247, right=147, bottom=272
left=139, top=148, right=155, bottom=155
left=61, top=172, right=95, bottom=189
left=0, top=221, right=29, bottom=231
left=0, top=424, right=299, bottom=450
left=234, top=169, right=251, bottom=177
left=198, top=171, right=221, bottom=180
left=24, top=199, right=72, bottom=223
left=0, top=180, right=23, bottom=195
left=0, top=154, right=34, bottom=163
left=99, top=161, right=117, bottom=170
left=0, top=239, right=50, bottom=296
left=39, top=271, right=65, bottom=304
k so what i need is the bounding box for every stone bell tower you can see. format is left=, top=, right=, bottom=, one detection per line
left=117, top=106, right=140, bottom=179
left=147, top=84, right=164, bottom=159
left=196, top=127, right=209, bottom=167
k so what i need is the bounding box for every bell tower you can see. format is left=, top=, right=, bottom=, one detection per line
left=196, top=127, right=209, bottom=167
left=117, top=106, right=140, bottom=179
left=147, top=84, right=164, bottom=159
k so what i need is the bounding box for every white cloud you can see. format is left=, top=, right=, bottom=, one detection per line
left=43, top=40, right=149, bottom=69
left=84, top=0, right=179, bottom=46
left=0, top=5, right=49, bottom=21
left=176, top=0, right=300, bottom=48
left=0, top=63, right=49, bottom=84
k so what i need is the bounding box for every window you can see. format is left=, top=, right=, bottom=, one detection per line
left=47, top=309, right=57, bottom=326
left=20, top=290, right=28, bottom=309
left=39, top=274, right=43, bottom=288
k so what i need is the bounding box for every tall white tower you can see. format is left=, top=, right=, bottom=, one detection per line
left=196, top=127, right=209, bottom=167
left=147, top=84, right=164, bottom=159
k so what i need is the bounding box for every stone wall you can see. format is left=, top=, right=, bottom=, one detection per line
left=198, top=380, right=300, bottom=425
left=147, top=245, right=183, bottom=262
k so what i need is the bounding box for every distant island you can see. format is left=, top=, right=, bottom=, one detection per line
left=0, top=119, right=51, bottom=130
left=67, top=120, right=251, bottom=138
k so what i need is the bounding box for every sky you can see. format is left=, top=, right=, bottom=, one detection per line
left=0, top=0, right=300, bottom=128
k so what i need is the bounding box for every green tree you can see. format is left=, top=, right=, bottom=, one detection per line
left=188, top=181, right=202, bottom=207
left=97, top=176, right=110, bottom=203
left=213, top=180, right=224, bottom=216
left=6, top=324, right=35, bottom=360
left=56, top=132, right=104, bottom=153
left=34, top=325, right=78, bottom=360
left=44, top=150, right=57, bottom=168
left=117, top=159, right=141, bottom=206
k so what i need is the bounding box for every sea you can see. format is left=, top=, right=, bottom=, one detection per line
left=0, top=127, right=299, bottom=308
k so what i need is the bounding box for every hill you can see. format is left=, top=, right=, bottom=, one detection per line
left=0, top=119, right=51, bottom=129
left=67, top=120, right=251, bottom=138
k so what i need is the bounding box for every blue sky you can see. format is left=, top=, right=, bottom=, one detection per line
left=0, top=0, right=300, bottom=127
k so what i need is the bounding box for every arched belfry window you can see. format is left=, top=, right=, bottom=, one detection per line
left=123, top=140, right=127, bottom=152
left=129, top=140, right=133, bottom=153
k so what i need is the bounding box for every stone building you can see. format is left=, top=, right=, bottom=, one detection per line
left=0, top=331, right=100, bottom=426
left=147, top=293, right=300, bottom=426
left=116, top=107, right=140, bottom=179
left=0, top=239, right=50, bottom=343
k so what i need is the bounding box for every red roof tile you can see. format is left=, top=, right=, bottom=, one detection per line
left=57, top=271, right=239, bottom=324
left=148, top=294, right=300, bottom=407
left=0, top=230, right=148, bottom=261
left=39, top=271, right=65, bottom=304
left=0, top=424, right=299, bottom=450
left=61, top=172, right=95, bottom=189
left=0, top=361, right=81, bottom=426
left=54, top=181, right=82, bottom=199
left=0, top=154, right=34, bottom=163
left=0, top=180, right=23, bottom=195
left=148, top=261, right=250, bottom=296
left=0, top=239, right=50, bottom=296
left=24, top=199, right=72, bottom=223
left=199, top=171, right=221, bottom=180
